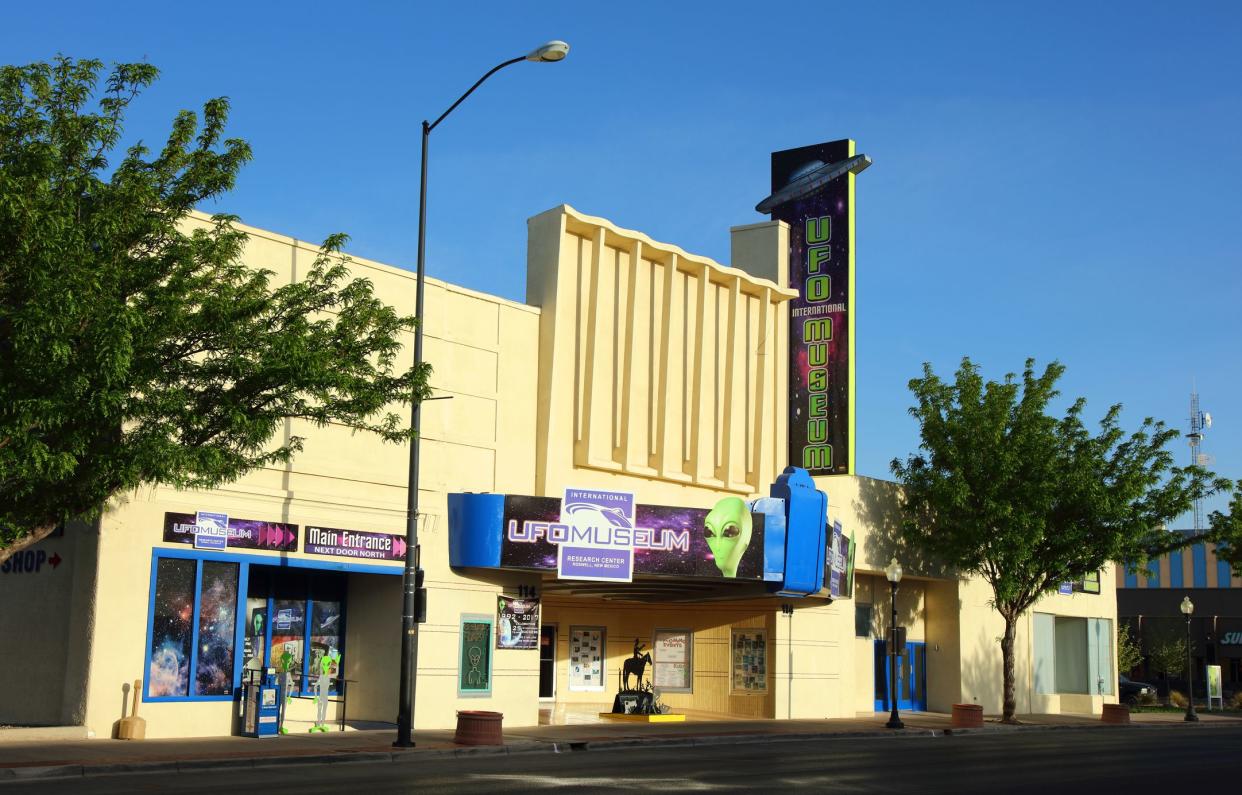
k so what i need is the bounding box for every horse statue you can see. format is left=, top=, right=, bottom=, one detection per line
left=622, top=639, right=652, bottom=691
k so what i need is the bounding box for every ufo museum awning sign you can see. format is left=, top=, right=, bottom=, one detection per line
left=760, top=140, right=870, bottom=477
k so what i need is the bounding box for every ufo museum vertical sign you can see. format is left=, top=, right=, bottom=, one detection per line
left=759, top=140, right=870, bottom=476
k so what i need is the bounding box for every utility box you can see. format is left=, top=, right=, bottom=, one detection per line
left=240, top=668, right=281, bottom=738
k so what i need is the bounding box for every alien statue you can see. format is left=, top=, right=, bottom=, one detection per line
left=703, top=497, right=754, bottom=578
left=311, top=648, right=341, bottom=732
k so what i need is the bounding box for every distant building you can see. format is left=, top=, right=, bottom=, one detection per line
left=1117, top=533, right=1240, bottom=693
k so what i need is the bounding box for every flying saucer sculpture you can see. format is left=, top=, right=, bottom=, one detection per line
left=755, top=153, right=872, bottom=214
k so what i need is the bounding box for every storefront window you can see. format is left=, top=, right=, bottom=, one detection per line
left=855, top=603, right=873, bottom=637
left=146, top=556, right=347, bottom=701
left=148, top=558, right=196, bottom=697
left=731, top=628, right=768, bottom=693
left=309, top=599, right=342, bottom=695
left=243, top=596, right=267, bottom=673
left=652, top=629, right=692, bottom=692
left=194, top=562, right=239, bottom=695
left=271, top=598, right=306, bottom=685
left=459, top=615, right=494, bottom=696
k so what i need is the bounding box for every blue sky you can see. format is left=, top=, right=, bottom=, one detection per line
left=5, top=1, right=1239, bottom=522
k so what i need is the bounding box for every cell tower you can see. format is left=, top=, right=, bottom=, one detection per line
left=1187, top=388, right=1213, bottom=533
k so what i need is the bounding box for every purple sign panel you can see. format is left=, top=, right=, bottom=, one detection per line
left=304, top=525, right=406, bottom=562
left=162, top=512, right=297, bottom=552
left=770, top=139, right=854, bottom=476
left=500, top=494, right=765, bottom=581
left=827, top=521, right=849, bottom=598
left=558, top=487, right=637, bottom=582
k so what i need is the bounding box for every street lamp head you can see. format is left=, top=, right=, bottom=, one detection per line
left=1180, top=595, right=1194, bottom=616
left=526, top=40, right=570, bottom=62
left=885, top=557, right=903, bottom=584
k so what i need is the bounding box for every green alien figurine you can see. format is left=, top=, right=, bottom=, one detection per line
left=277, top=644, right=296, bottom=735
left=703, top=497, right=753, bottom=578
left=311, top=649, right=341, bottom=733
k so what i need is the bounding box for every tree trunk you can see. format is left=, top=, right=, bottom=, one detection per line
left=0, top=523, right=61, bottom=565
left=1001, top=615, right=1018, bottom=723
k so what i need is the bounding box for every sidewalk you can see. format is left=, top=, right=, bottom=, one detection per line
left=2, top=710, right=1239, bottom=782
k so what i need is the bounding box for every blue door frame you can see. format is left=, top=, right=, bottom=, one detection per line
left=874, top=640, right=927, bottom=712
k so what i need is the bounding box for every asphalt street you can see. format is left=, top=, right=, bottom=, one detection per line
left=3, top=725, right=1236, bottom=794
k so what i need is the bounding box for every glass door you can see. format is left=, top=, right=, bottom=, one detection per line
left=539, top=625, right=557, bottom=699
left=874, top=640, right=927, bottom=711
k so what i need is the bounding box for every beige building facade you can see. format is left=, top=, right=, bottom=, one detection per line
left=0, top=203, right=1118, bottom=739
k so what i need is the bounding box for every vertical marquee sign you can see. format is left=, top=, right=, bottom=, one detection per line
left=767, top=139, right=860, bottom=476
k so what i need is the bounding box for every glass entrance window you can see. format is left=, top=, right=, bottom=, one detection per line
left=246, top=566, right=347, bottom=696
left=539, top=626, right=557, bottom=699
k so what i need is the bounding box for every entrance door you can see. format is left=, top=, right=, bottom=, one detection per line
left=539, top=625, right=557, bottom=699
left=874, top=639, right=927, bottom=711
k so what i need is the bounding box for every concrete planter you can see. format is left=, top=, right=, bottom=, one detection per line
left=950, top=703, right=984, bottom=728
left=455, top=710, right=504, bottom=745
left=1100, top=703, right=1130, bottom=725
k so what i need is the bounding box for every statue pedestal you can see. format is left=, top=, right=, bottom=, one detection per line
left=611, top=689, right=654, bottom=715
left=598, top=712, right=686, bottom=723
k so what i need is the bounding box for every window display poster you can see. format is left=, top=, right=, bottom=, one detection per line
left=243, top=597, right=267, bottom=672
left=731, top=629, right=768, bottom=693
left=459, top=618, right=492, bottom=694
left=653, top=629, right=691, bottom=691
left=569, top=627, right=605, bottom=691
left=496, top=596, right=540, bottom=650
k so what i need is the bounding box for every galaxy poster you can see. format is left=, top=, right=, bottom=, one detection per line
left=194, top=561, right=239, bottom=695
left=163, top=512, right=298, bottom=552
left=771, top=139, right=853, bottom=476
left=148, top=558, right=195, bottom=697
left=499, top=495, right=765, bottom=580
left=496, top=596, right=540, bottom=650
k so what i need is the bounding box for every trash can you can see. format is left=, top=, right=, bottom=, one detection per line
left=454, top=710, right=503, bottom=745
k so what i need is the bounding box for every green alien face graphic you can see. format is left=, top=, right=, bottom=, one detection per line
left=704, top=497, right=753, bottom=578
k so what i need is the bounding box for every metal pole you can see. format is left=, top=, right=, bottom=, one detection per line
left=395, top=120, right=431, bottom=749
left=886, top=580, right=904, bottom=729
left=1184, top=614, right=1198, bottom=722
left=392, top=53, right=532, bottom=749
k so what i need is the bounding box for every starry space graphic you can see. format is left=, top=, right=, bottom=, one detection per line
left=499, top=495, right=765, bottom=580
left=148, top=558, right=195, bottom=697
left=193, top=562, right=239, bottom=696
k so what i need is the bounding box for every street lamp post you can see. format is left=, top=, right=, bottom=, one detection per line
left=885, top=557, right=904, bottom=729
left=394, top=40, right=570, bottom=749
left=1180, top=595, right=1198, bottom=722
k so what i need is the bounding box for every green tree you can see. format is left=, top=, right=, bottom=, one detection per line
left=0, top=58, right=430, bottom=563
left=1145, top=628, right=1189, bottom=701
left=891, top=358, right=1225, bottom=722
left=1210, top=481, right=1242, bottom=576
left=1117, top=624, right=1143, bottom=678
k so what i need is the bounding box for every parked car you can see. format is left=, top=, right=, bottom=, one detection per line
left=1119, top=674, right=1156, bottom=705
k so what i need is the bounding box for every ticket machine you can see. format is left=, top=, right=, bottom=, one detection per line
left=240, top=668, right=281, bottom=737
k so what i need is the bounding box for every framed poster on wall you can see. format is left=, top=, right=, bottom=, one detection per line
left=568, top=626, right=605, bottom=691
left=458, top=615, right=493, bottom=696
left=731, top=628, right=768, bottom=693
left=652, top=629, right=692, bottom=692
